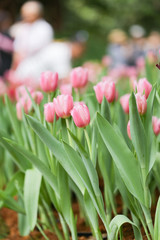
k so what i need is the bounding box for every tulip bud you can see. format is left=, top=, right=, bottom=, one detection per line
left=127, top=120, right=131, bottom=139
left=152, top=116, right=160, bottom=136
left=135, top=93, right=147, bottom=115
left=70, top=67, right=88, bottom=88
left=120, top=94, right=130, bottom=114
left=103, top=80, right=116, bottom=103
left=40, top=71, right=58, bottom=92
left=44, top=102, right=58, bottom=123
left=71, top=102, right=90, bottom=128
left=53, top=94, right=73, bottom=118
left=137, top=78, right=152, bottom=99
left=16, top=98, right=28, bottom=120
left=93, top=82, right=104, bottom=104
left=0, top=78, right=7, bottom=96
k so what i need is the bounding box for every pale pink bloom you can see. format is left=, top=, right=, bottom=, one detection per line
left=137, top=78, right=152, bottom=99
left=93, top=82, right=104, bottom=104
left=71, top=102, right=90, bottom=128
left=135, top=93, right=147, bottom=115
left=70, top=67, right=88, bottom=88
left=0, top=78, right=7, bottom=96
left=136, top=57, right=145, bottom=71
left=127, top=120, right=131, bottom=139
left=152, top=116, right=160, bottom=136
left=101, top=55, right=112, bottom=67
left=44, top=102, right=58, bottom=123
left=31, top=91, right=43, bottom=105
left=26, top=91, right=43, bottom=111
left=60, top=84, right=72, bottom=95
left=16, top=98, right=28, bottom=120
left=15, top=85, right=34, bottom=101
left=40, top=71, right=58, bottom=92
left=53, top=94, right=73, bottom=118
left=120, top=94, right=130, bottom=114
left=103, top=80, right=116, bottom=103
left=102, top=76, right=113, bottom=82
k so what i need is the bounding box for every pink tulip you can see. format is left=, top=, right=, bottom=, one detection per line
left=16, top=98, right=28, bottom=120
left=120, top=94, right=130, bottom=114
left=40, top=71, right=58, bottom=92
left=103, top=80, right=116, bottom=103
left=127, top=120, right=131, bottom=139
left=93, top=82, right=104, bottom=104
left=60, top=84, right=72, bottom=95
left=137, top=78, right=152, bottom=99
left=53, top=94, right=73, bottom=118
left=152, top=116, right=160, bottom=136
left=135, top=93, right=147, bottom=115
left=44, top=102, right=58, bottom=123
left=70, top=67, right=88, bottom=88
left=15, top=86, right=34, bottom=101
left=71, top=102, right=90, bottom=128
left=27, top=91, right=43, bottom=111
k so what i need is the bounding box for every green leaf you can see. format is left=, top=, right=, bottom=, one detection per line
left=4, top=94, right=23, bottom=144
left=109, top=215, right=142, bottom=240
left=0, top=132, right=32, bottom=171
left=84, top=190, right=102, bottom=239
left=67, top=128, right=101, bottom=198
left=0, top=190, right=25, bottom=214
left=154, top=197, right=160, bottom=240
left=96, top=113, right=145, bottom=205
left=129, top=93, right=147, bottom=171
left=24, top=168, right=42, bottom=230
left=3, top=138, right=59, bottom=197
left=26, top=115, right=86, bottom=194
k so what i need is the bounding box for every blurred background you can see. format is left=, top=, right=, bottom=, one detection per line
left=1, top=0, right=160, bottom=66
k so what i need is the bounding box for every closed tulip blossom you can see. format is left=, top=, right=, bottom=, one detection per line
left=120, top=94, right=130, bottom=114
left=127, top=120, right=131, bottom=139
left=53, top=94, right=73, bottom=118
left=44, top=102, right=58, bottom=123
left=40, top=71, right=58, bottom=92
left=16, top=98, right=28, bottom=120
left=135, top=93, right=147, bottom=115
left=93, top=82, right=104, bottom=104
left=152, top=116, right=160, bottom=136
left=27, top=91, right=44, bottom=111
left=70, top=67, right=88, bottom=88
left=103, top=80, right=116, bottom=103
left=137, top=78, right=152, bottom=99
left=71, top=102, right=90, bottom=128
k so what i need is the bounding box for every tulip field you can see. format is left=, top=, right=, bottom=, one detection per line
left=0, top=55, right=160, bottom=240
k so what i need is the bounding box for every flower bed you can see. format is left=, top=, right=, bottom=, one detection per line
left=0, top=56, right=160, bottom=240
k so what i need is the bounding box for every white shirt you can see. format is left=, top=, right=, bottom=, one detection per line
left=13, top=19, right=53, bottom=57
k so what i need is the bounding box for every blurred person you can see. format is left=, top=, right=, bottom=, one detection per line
left=144, top=31, right=160, bottom=63
left=107, top=29, right=130, bottom=68
left=128, top=25, right=146, bottom=66
left=0, top=10, right=13, bottom=76
left=11, top=1, right=54, bottom=70
left=12, top=29, right=87, bottom=87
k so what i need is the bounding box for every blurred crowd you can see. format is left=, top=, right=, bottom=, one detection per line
left=0, top=1, right=160, bottom=89
left=107, top=26, right=160, bottom=69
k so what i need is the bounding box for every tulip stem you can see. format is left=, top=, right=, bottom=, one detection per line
left=84, top=128, right=92, bottom=159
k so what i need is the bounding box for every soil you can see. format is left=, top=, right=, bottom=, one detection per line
left=0, top=183, right=159, bottom=240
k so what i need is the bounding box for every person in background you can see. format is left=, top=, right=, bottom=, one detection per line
left=128, top=25, right=146, bottom=66
left=11, top=1, right=54, bottom=71
left=0, top=10, right=13, bottom=77
left=107, top=29, right=130, bottom=68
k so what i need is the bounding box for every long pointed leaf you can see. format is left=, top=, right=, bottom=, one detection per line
left=96, top=113, right=145, bottom=205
